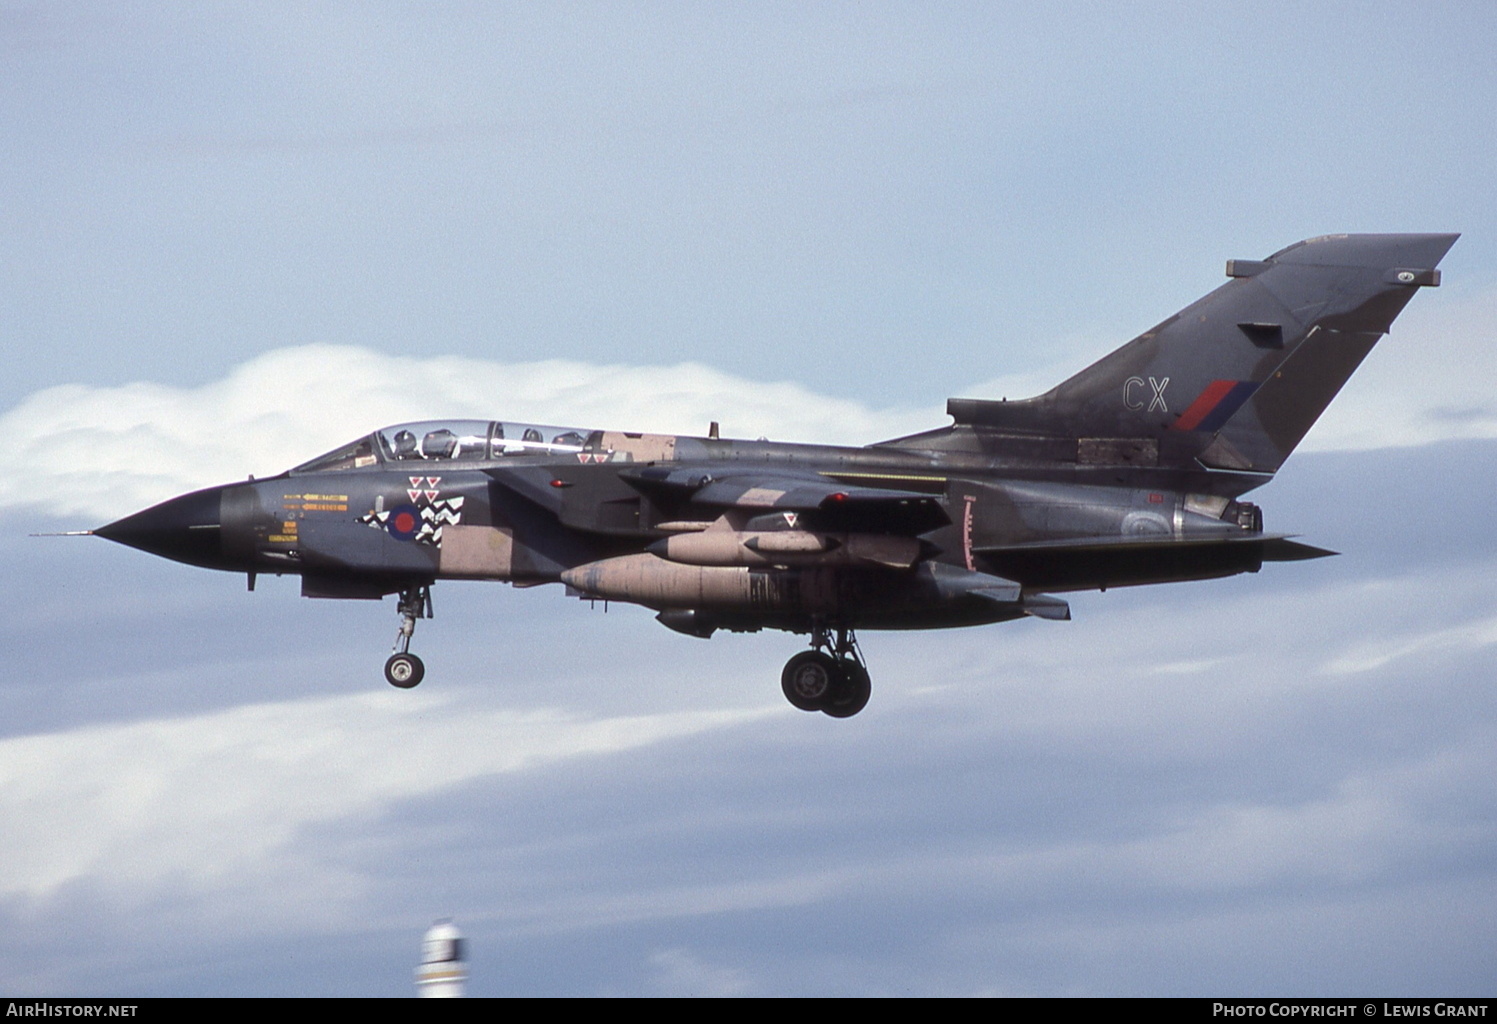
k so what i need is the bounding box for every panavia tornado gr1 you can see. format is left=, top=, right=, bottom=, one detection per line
left=96, top=233, right=1457, bottom=717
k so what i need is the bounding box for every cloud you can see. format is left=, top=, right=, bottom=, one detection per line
left=0, top=690, right=770, bottom=923
left=1321, top=611, right=1497, bottom=676
left=644, top=947, right=753, bottom=998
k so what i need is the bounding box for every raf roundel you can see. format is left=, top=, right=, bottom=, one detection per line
left=386, top=504, right=421, bottom=542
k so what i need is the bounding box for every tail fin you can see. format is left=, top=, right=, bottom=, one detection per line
left=943, top=233, right=1458, bottom=473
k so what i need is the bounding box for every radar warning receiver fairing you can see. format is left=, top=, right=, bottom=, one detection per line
left=95, top=234, right=1457, bottom=717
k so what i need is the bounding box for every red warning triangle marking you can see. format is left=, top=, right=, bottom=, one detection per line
left=424, top=490, right=439, bottom=501
left=408, top=490, right=422, bottom=503
left=410, top=477, right=424, bottom=488
left=427, top=477, right=441, bottom=487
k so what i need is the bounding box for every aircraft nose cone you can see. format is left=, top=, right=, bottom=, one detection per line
left=96, top=486, right=228, bottom=569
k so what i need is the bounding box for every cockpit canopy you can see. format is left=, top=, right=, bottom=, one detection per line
left=293, top=419, right=593, bottom=473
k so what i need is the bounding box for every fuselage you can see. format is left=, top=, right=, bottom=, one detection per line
left=97, top=416, right=1271, bottom=635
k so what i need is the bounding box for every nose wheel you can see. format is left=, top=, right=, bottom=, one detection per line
left=780, top=626, right=871, bottom=717
left=386, top=585, right=432, bottom=688
left=385, top=651, right=424, bottom=688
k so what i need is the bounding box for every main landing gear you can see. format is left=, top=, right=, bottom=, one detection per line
left=385, top=585, right=432, bottom=688
left=781, top=625, right=872, bottom=718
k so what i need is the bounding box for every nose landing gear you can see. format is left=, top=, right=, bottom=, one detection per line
left=780, top=625, right=871, bottom=718
left=384, top=585, right=432, bottom=688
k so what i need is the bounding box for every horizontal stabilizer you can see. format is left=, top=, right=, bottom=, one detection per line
left=1259, top=537, right=1337, bottom=561
left=976, top=531, right=1316, bottom=556
left=974, top=531, right=1333, bottom=593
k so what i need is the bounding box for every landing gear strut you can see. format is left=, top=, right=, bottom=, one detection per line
left=780, top=625, right=871, bottom=718
left=384, top=585, right=432, bottom=688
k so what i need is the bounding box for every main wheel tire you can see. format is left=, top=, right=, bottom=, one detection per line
left=781, top=651, right=842, bottom=711
left=385, top=652, right=425, bottom=689
left=823, top=660, right=871, bottom=718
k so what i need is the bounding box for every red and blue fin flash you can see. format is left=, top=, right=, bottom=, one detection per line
left=1171, top=380, right=1261, bottom=433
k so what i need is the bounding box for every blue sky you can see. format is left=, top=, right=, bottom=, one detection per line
left=2, top=1, right=1495, bottom=996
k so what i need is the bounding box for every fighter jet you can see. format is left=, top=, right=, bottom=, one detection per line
left=95, top=233, right=1456, bottom=717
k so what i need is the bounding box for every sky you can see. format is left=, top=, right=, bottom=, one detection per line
left=2, top=0, right=1495, bottom=997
